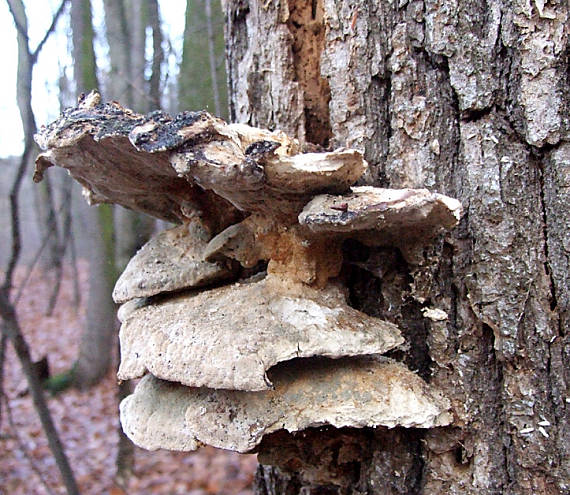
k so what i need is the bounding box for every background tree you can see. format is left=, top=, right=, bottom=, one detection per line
left=100, top=0, right=164, bottom=482
left=69, top=0, right=118, bottom=389
left=1, top=2, right=79, bottom=493
left=65, top=0, right=165, bottom=389
left=223, top=1, right=569, bottom=493
left=2, top=0, right=243, bottom=492
left=147, top=0, right=163, bottom=110
left=8, top=0, right=61, bottom=275
left=102, top=0, right=157, bottom=271
left=179, top=0, right=227, bottom=117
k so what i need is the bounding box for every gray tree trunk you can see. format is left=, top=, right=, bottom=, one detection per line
left=180, top=0, right=228, bottom=117
left=103, top=0, right=155, bottom=272
left=101, top=1, right=158, bottom=482
left=147, top=0, right=163, bottom=110
left=223, top=1, right=569, bottom=493
left=4, top=2, right=80, bottom=492
left=9, top=0, right=60, bottom=272
left=71, top=0, right=118, bottom=388
left=103, top=0, right=133, bottom=104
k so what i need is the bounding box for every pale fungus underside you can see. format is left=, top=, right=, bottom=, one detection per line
left=120, top=357, right=453, bottom=453
left=112, top=221, right=238, bottom=304
left=117, top=274, right=404, bottom=391
left=35, top=92, right=461, bottom=465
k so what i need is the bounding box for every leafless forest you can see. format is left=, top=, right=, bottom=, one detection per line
left=2, top=1, right=258, bottom=493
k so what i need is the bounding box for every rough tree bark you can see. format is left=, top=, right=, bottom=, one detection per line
left=223, top=1, right=569, bottom=494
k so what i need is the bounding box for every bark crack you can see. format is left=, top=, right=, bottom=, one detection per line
left=225, top=2, right=250, bottom=123
left=286, top=0, right=332, bottom=147
left=447, top=55, right=463, bottom=198
left=537, top=152, right=560, bottom=319
left=482, top=323, right=510, bottom=494
left=536, top=151, right=565, bottom=469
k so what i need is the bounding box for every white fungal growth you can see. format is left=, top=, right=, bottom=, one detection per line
left=34, top=95, right=462, bottom=460
left=422, top=308, right=449, bottom=321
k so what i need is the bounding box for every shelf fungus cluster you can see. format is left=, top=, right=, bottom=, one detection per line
left=35, top=92, right=461, bottom=481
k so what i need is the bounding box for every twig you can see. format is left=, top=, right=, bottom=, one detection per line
left=12, top=174, right=74, bottom=306
left=12, top=194, right=69, bottom=307
left=46, top=176, right=73, bottom=316
left=0, top=333, right=6, bottom=428
left=5, top=0, right=29, bottom=45
left=1, top=392, right=58, bottom=495
left=69, top=230, right=81, bottom=312
left=31, top=0, right=70, bottom=62
left=2, top=140, right=29, bottom=292
left=13, top=224, right=56, bottom=306
left=6, top=0, right=69, bottom=63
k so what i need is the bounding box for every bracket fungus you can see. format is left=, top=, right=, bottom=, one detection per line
left=117, top=276, right=404, bottom=391
left=35, top=92, right=462, bottom=480
left=120, top=357, right=453, bottom=453
left=112, top=221, right=238, bottom=304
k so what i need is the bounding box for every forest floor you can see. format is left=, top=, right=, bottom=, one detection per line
left=0, top=260, right=258, bottom=494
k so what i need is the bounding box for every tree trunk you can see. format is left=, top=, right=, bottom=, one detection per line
left=180, top=0, right=228, bottom=117
left=71, top=0, right=98, bottom=92
left=9, top=0, right=60, bottom=272
left=223, top=1, right=569, bottom=493
left=147, top=0, right=163, bottom=110
left=205, top=0, right=222, bottom=116
left=102, top=0, right=158, bottom=481
left=103, top=0, right=155, bottom=272
left=4, top=4, right=79, bottom=491
left=71, top=0, right=119, bottom=388
left=103, top=0, right=132, bottom=104
left=74, top=203, right=118, bottom=387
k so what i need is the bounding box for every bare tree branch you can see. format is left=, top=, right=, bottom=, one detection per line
left=2, top=145, right=30, bottom=292
left=13, top=218, right=57, bottom=306
left=5, top=0, right=29, bottom=45
left=0, top=333, right=6, bottom=428
left=31, top=0, right=70, bottom=61
left=7, top=0, right=70, bottom=64
left=46, top=177, right=74, bottom=315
